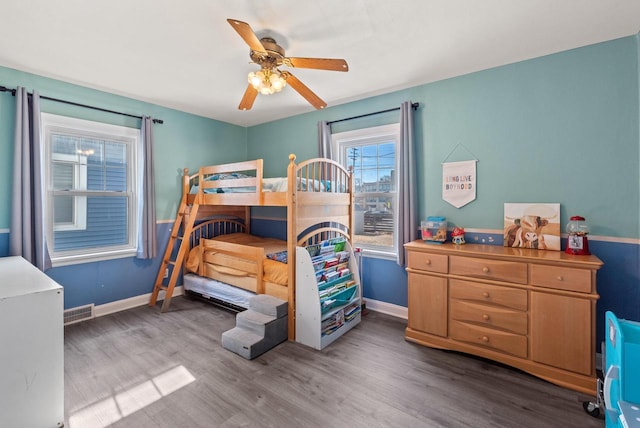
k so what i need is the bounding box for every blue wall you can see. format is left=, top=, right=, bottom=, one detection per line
left=248, top=36, right=639, bottom=236
left=0, top=34, right=638, bottom=348
left=246, top=35, right=640, bottom=346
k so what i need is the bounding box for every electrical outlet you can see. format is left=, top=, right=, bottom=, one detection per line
left=164, top=268, right=169, bottom=278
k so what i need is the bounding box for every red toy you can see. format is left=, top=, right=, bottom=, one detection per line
left=451, top=227, right=465, bottom=245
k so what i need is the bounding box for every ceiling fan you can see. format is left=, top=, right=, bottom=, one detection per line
left=227, top=19, right=349, bottom=111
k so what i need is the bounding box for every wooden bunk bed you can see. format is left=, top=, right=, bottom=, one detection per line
left=149, top=154, right=354, bottom=341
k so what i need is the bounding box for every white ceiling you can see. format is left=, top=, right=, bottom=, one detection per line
left=1, top=1, right=639, bottom=127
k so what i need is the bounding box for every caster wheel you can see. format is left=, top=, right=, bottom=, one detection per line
left=582, top=400, right=600, bottom=418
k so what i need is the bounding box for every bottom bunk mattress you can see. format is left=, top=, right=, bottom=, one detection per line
left=186, top=233, right=289, bottom=287
left=183, top=273, right=256, bottom=310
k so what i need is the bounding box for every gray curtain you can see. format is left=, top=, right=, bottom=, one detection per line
left=396, top=101, right=417, bottom=266
left=10, top=87, right=51, bottom=271
left=136, top=116, right=157, bottom=259
left=317, top=121, right=332, bottom=158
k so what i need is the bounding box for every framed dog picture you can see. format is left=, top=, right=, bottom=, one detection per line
left=503, top=203, right=561, bottom=251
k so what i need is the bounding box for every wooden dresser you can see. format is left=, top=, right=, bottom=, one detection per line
left=404, top=240, right=603, bottom=395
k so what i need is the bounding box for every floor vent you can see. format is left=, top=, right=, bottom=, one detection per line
left=64, top=304, right=95, bottom=325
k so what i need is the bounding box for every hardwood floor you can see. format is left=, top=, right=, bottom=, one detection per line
left=64, top=296, right=604, bottom=427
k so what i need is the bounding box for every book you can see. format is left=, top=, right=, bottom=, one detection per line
left=306, top=244, right=322, bottom=257
left=324, top=257, right=339, bottom=268
left=336, top=251, right=350, bottom=263
left=320, top=244, right=335, bottom=254
left=321, top=309, right=345, bottom=336
left=324, top=270, right=340, bottom=281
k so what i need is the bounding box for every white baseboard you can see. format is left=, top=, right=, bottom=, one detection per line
left=363, top=298, right=408, bottom=319
left=94, top=286, right=184, bottom=318
left=93, top=292, right=404, bottom=321
left=93, top=291, right=407, bottom=321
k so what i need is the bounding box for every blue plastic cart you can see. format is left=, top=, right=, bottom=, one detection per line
left=583, top=311, right=640, bottom=427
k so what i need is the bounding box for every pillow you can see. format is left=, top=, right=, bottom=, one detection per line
left=204, top=172, right=252, bottom=181
left=263, top=259, right=288, bottom=285
left=186, top=246, right=201, bottom=273
left=266, top=250, right=288, bottom=263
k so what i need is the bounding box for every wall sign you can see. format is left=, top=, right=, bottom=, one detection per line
left=442, top=160, right=476, bottom=208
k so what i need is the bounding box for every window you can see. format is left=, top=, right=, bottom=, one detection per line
left=332, top=124, right=400, bottom=258
left=51, top=152, right=88, bottom=231
left=41, top=113, right=140, bottom=266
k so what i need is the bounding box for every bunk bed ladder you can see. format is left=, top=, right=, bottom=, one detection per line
left=149, top=200, right=199, bottom=312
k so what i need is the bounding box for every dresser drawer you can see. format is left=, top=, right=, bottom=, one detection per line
left=530, top=264, right=592, bottom=293
left=450, top=255, right=527, bottom=284
left=407, top=251, right=448, bottom=274
left=450, top=279, right=528, bottom=311
left=450, top=299, right=528, bottom=335
left=450, top=320, right=527, bottom=358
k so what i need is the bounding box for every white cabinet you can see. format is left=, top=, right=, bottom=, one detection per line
left=295, top=242, right=361, bottom=350
left=0, top=256, right=64, bottom=428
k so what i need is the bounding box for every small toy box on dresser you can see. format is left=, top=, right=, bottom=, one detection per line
left=404, top=240, right=603, bottom=395
left=421, top=216, right=447, bottom=243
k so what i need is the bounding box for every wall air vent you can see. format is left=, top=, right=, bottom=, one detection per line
left=64, top=304, right=95, bottom=325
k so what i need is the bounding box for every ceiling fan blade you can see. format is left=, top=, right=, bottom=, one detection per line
left=238, top=84, right=258, bottom=110
left=282, top=72, right=327, bottom=110
left=227, top=18, right=266, bottom=53
left=285, top=57, right=349, bottom=72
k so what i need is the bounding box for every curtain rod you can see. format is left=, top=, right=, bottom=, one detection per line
left=327, top=102, right=419, bottom=125
left=0, top=85, right=163, bottom=124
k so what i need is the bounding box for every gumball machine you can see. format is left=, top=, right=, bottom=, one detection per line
left=565, top=216, right=590, bottom=255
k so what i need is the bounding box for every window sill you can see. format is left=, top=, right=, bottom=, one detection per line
left=360, top=248, right=397, bottom=262
left=51, top=249, right=137, bottom=268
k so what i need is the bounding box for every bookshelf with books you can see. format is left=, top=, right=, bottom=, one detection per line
left=295, top=238, right=362, bottom=350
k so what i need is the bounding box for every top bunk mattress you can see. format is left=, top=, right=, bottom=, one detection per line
left=191, top=175, right=340, bottom=194
left=190, top=176, right=288, bottom=194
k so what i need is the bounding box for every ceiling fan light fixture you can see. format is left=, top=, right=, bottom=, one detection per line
left=248, top=68, right=286, bottom=95
left=229, top=18, right=348, bottom=110
left=248, top=71, right=263, bottom=88
left=270, top=72, right=286, bottom=91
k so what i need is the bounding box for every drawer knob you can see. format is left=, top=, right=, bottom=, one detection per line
left=425, top=259, right=431, bottom=265
left=556, top=276, right=563, bottom=281
left=482, top=267, right=490, bottom=273
left=482, top=314, right=490, bottom=321
left=482, top=292, right=490, bottom=298
left=482, top=336, right=489, bottom=342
